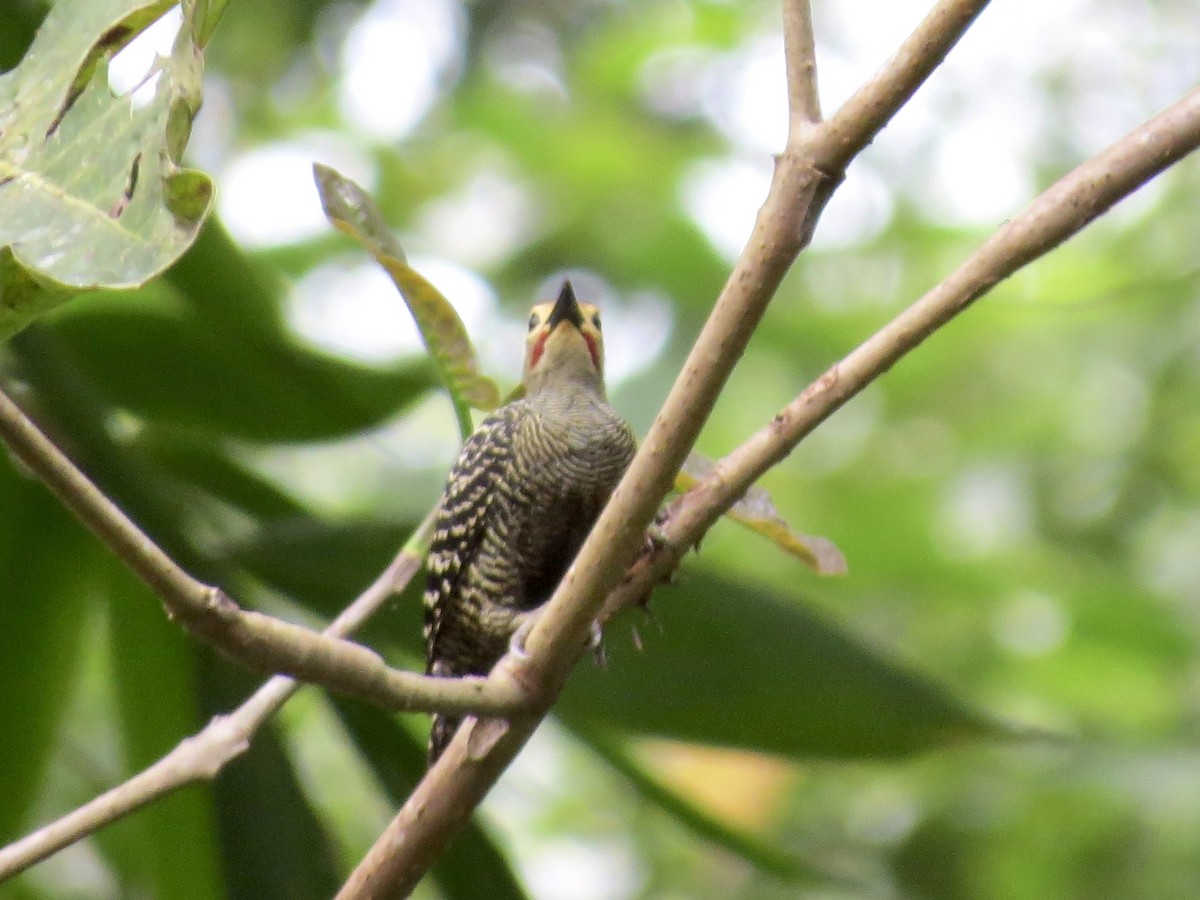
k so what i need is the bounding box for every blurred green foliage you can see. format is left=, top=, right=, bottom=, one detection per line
left=2, top=0, right=1199, bottom=898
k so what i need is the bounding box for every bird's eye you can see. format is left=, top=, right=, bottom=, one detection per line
left=528, top=312, right=540, bottom=331
left=591, top=312, right=601, bottom=330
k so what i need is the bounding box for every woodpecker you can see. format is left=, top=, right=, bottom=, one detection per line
left=423, top=280, right=636, bottom=763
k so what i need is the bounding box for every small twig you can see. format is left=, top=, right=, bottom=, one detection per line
left=337, top=2, right=993, bottom=895
left=0, top=521, right=430, bottom=880
left=782, top=0, right=821, bottom=129
left=808, top=0, right=992, bottom=168
left=0, top=387, right=524, bottom=718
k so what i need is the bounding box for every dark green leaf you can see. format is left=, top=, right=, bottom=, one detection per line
left=199, top=662, right=341, bottom=900
left=561, top=574, right=1011, bottom=758
left=0, top=466, right=93, bottom=842
left=226, top=516, right=416, bottom=615
left=136, top=434, right=308, bottom=520
left=105, top=565, right=223, bottom=900
left=44, top=291, right=436, bottom=442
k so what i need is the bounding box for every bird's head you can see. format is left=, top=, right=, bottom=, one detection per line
left=522, top=280, right=606, bottom=396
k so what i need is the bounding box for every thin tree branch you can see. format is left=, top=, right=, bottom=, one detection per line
left=668, top=85, right=1200, bottom=545
left=337, top=1, right=994, bottom=895
left=808, top=0, right=991, bottom=168
left=783, top=0, right=821, bottom=129
left=0, top=387, right=524, bottom=718
left=600, top=84, right=1200, bottom=624
left=0, top=516, right=430, bottom=880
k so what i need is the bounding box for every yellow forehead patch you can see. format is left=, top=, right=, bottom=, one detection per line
left=526, top=300, right=603, bottom=333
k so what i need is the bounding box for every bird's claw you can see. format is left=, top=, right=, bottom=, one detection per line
left=508, top=612, right=540, bottom=660
left=510, top=612, right=606, bottom=666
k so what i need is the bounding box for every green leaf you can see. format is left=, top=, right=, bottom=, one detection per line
left=44, top=290, right=436, bottom=442
left=199, top=664, right=342, bottom=900
left=0, top=467, right=93, bottom=842
left=678, top=452, right=848, bottom=575
left=314, top=163, right=500, bottom=439
left=137, top=435, right=309, bottom=520
left=573, top=723, right=837, bottom=886
left=561, top=574, right=1012, bottom=758
left=106, top=565, right=223, bottom=900
left=332, top=698, right=528, bottom=900
left=0, top=0, right=216, bottom=338
left=225, top=517, right=416, bottom=616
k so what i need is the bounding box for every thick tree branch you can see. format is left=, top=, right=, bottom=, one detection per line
left=337, top=1, right=994, bottom=895
left=0, top=520, right=427, bottom=880
left=0, top=387, right=524, bottom=718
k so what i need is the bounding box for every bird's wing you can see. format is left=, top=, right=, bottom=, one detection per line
left=423, top=404, right=522, bottom=672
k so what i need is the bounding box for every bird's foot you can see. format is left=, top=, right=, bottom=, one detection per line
left=508, top=612, right=606, bottom=666
left=507, top=610, right=541, bottom=661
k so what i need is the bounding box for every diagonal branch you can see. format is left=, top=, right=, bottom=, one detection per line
left=0, top=516, right=427, bottom=880
left=336, top=1, right=996, bottom=895
left=0, top=387, right=524, bottom=718
left=602, top=84, right=1200, bottom=625
left=689, top=85, right=1200, bottom=533
left=809, top=0, right=991, bottom=166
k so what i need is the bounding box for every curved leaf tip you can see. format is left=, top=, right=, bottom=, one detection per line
left=313, top=164, right=502, bottom=436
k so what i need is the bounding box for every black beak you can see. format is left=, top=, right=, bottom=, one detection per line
left=547, top=280, right=585, bottom=330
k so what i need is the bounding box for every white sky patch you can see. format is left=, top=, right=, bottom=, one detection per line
left=418, top=168, right=542, bottom=268
left=916, top=91, right=1040, bottom=226
left=409, top=255, right=498, bottom=333
left=680, top=156, right=771, bottom=263
left=338, top=0, right=463, bottom=140
left=638, top=45, right=717, bottom=121
left=288, top=258, right=425, bottom=362
left=603, top=289, right=673, bottom=387
left=107, top=5, right=182, bottom=109
left=810, top=163, right=893, bottom=249
left=523, top=838, right=644, bottom=900
left=699, top=34, right=787, bottom=156
left=820, top=0, right=932, bottom=91
left=288, top=255, right=496, bottom=364
left=484, top=18, right=569, bottom=100
left=218, top=134, right=374, bottom=247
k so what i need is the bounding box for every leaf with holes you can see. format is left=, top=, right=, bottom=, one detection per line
left=0, top=0, right=217, bottom=339
left=314, top=163, right=501, bottom=440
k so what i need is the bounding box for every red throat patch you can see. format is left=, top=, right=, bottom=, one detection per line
left=530, top=332, right=548, bottom=370
left=583, top=334, right=601, bottom=372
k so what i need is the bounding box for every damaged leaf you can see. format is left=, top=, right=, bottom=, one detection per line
left=0, top=0, right=217, bottom=339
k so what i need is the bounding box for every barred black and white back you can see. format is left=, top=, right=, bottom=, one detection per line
left=422, top=282, right=636, bottom=764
